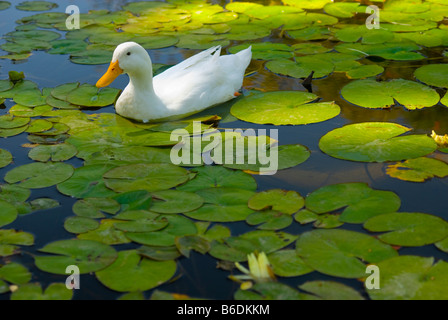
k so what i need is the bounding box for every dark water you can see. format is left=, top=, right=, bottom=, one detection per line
left=1, top=0, right=448, bottom=300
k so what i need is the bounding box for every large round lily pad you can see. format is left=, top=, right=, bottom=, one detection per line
left=364, top=212, right=448, bottom=247
left=66, top=84, right=120, bottom=107
left=103, top=163, right=190, bottom=192
left=319, top=122, right=437, bottom=162
left=305, top=183, right=401, bottom=223
left=0, top=149, right=12, bottom=168
left=230, top=91, right=340, bottom=125
left=414, top=64, right=448, bottom=88
left=386, top=157, right=448, bottom=182
left=296, top=229, right=398, bottom=278
left=96, top=250, right=176, bottom=292
left=34, top=239, right=117, bottom=274
left=5, top=162, right=74, bottom=189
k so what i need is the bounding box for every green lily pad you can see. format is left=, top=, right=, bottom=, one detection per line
left=150, top=190, right=203, bottom=214
left=176, top=166, right=257, bottom=192
left=66, top=84, right=120, bottom=107
left=175, top=235, right=211, bottom=257
left=51, top=82, right=79, bottom=100
left=296, top=229, right=398, bottom=278
left=0, top=80, right=13, bottom=92
left=9, top=105, right=52, bottom=117
left=0, top=114, right=30, bottom=129
left=367, top=256, right=448, bottom=300
left=414, top=64, right=448, bottom=88
left=0, top=262, right=31, bottom=285
left=231, top=91, right=340, bottom=125
left=305, top=183, right=401, bottom=224
left=248, top=189, right=304, bottom=214
left=16, top=1, right=57, bottom=11
left=34, top=239, right=117, bottom=274
left=104, top=163, right=190, bottom=193
left=70, top=49, right=113, bottom=65
left=28, top=143, right=77, bottom=162
left=57, top=164, right=118, bottom=198
left=319, top=122, right=437, bottom=162
left=72, top=197, right=120, bottom=218
left=0, top=229, right=34, bottom=257
left=25, top=119, right=53, bottom=133
left=30, top=198, right=59, bottom=211
left=11, top=283, right=72, bottom=300
left=96, top=250, right=176, bottom=293
left=364, top=212, right=448, bottom=247
left=0, top=1, right=10, bottom=11
left=299, top=281, right=365, bottom=300
left=184, top=187, right=254, bottom=222
left=246, top=210, right=293, bottom=230
left=324, top=2, right=365, bottom=18
left=5, top=162, right=74, bottom=189
left=0, top=125, right=28, bottom=138
left=64, top=216, right=100, bottom=234
left=49, top=39, right=88, bottom=54
left=13, top=87, right=51, bottom=107
left=78, top=219, right=131, bottom=245
left=0, top=149, right=12, bottom=168
left=266, top=57, right=334, bottom=79
left=229, top=43, right=293, bottom=60
left=268, top=249, right=313, bottom=277
left=386, top=157, right=448, bottom=182
left=341, top=79, right=440, bottom=110
left=335, top=42, right=425, bottom=61
left=133, top=35, right=179, bottom=49
left=0, top=200, right=18, bottom=227
left=235, top=282, right=311, bottom=300
left=112, top=190, right=152, bottom=212
left=125, top=215, right=197, bottom=247
left=114, top=217, right=168, bottom=233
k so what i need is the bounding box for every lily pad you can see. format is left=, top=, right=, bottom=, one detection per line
left=78, top=219, right=131, bottom=245
left=414, top=64, right=448, bottom=88
left=0, top=200, right=18, bottom=227
left=386, top=157, right=448, bottom=182
left=183, top=187, right=254, bottom=222
left=72, top=197, right=120, bottom=218
left=34, top=239, right=117, bottom=274
left=16, top=1, right=58, bottom=11
left=305, top=183, right=401, bottom=224
left=299, top=281, right=364, bottom=300
left=246, top=210, right=293, bottom=230
left=66, top=84, right=120, bottom=107
left=231, top=91, right=340, bottom=125
left=176, top=166, right=257, bottom=192
left=13, top=87, right=51, bottom=107
left=0, top=262, right=31, bottom=285
left=0, top=114, right=30, bottom=128
left=5, top=162, right=73, bottom=189
left=341, top=79, right=440, bottom=110
left=0, top=229, right=34, bottom=257
left=364, top=212, right=448, bottom=247
left=70, top=49, right=113, bottom=65
left=235, top=282, right=310, bottom=300
left=28, top=143, right=77, bottom=162
left=150, top=190, right=203, bottom=214
left=103, top=163, right=190, bottom=193
left=266, top=58, right=334, bottom=79
left=296, top=229, right=398, bottom=278
left=367, top=256, right=448, bottom=300
left=248, top=189, right=304, bottom=214
left=319, top=122, right=437, bottom=162
left=268, top=249, right=313, bottom=277
left=11, top=283, right=72, bottom=300
left=25, top=119, right=53, bottom=133
left=0, top=149, right=12, bottom=168
left=64, top=216, right=100, bottom=234
left=96, top=250, right=176, bottom=293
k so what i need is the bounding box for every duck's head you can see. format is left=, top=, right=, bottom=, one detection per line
left=96, top=42, right=152, bottom=88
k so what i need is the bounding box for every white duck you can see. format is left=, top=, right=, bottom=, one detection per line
left=96, top=42, right=252, bottom=122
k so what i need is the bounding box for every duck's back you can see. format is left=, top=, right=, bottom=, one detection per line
left=153, top=46, right=252, bottom=118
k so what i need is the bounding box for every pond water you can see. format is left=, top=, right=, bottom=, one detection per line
left=1, top=0, right=448, bottom=300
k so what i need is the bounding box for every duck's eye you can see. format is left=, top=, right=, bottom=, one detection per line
left=127, top=52, right=131, bottom=56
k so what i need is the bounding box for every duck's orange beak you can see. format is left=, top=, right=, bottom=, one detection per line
left=96, top=60, right=123, bottom=88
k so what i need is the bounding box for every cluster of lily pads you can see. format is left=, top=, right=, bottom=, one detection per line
left=1, top=0, right=448, bottom=300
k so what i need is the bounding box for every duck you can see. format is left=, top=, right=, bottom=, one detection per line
left=96, top=41, right=252, bottom=123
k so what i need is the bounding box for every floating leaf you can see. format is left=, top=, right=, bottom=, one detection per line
left=5, top=162, right=73, bottom=189
left=70, top=49, right=113, bottom=65
left=176, top=235, right=211, bottom=257
left=367, top=256, right=448, bottom=300
left=150, top=190, right=203, bottom=214
left=386, top=157, right=448, bottom=182
left=0, top=262, right=31, bottom=285
left=64, top=216, right=100, bottom=234
left=16, top=1, right=58, bottom=11
left=235, top=282, right=310, bottom=300
left=299, top=281, right=364, bottom=300
left=0, top=149, right=12, bottom=168
left=114, top=217, right=168, bottom=233
left=231, top=91, right=340, bottom=125
left=364, top=212, right=448, bottom=247
left=0, top=114, right=30, bottom=129
left=28, top=143, right=77, bottom=162
left=0, top=200, right=18, bottom=227
left=319, top=122, right=437, bottom=162
left=248, top=189, right=304, bottom=214
left=266, top=57, right=333, bottom=79
left=30, top=198, right=59, bottom=211
left=35, top=239, right=117, bottom=274
left=78, top=219, right=131, bottom=245
left=305, top=183, right=400, bottom=224
left=57, top=164, right=118, bottom=198
left=341, top=79, right=440, bottom=110
left=112, top=190, right=152, bottom=212
left=48, top=39, right=88, bottom=54
left=183, top=187, right=254, bottom=222
left=0, top=229, right=34, bottom=257
left=11, top=283, right=72, bottom=300
left=177, top=166, right=257, bottom=192
left=104, top=163, right=190, bottom=193
left=138, top=245, right=181, bottom=261
left=72, top=197, right=120, bottom=218
left=25, top=119, right=53, bottom=133
left=13, top=87, right=51, bottom=107
left=296, top=229, right=398, bottom=278
left=268, top=250, right=313, bottom=277
left=0, top=1, right=10, bottom=11
left=66, top=84, right=120, bottom=107
left=246, top=210, right=293, bottom=230
left=414, top=64, right=448, bottom=88
left=96, top=250, right=176, bottom=292
left=134, top=35, right=179, bottom=49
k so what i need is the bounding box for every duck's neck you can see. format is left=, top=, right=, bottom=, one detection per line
left=127, top=64, right=156, bottom=95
